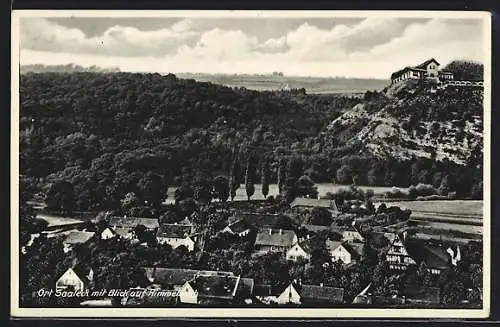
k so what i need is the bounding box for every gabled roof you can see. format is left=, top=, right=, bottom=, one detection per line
left=64, top=231, right=95, bottom=244
left=108, top=216, right=159, bottom=229
left=290, top=198, right=339, bottom=211
left=255, top=228, right=297, bottom=247
left=301, top=224, right=330, bottom=234
left=294, top=283, right=344, bottom=303
left=325, top=240, right=343, bottom=253
left=189, top=274, right=240, bottom=299
left=61, top=264, right=93, bottom=284
left=156, top=224, right=193, bottom=239
left=341, top=242, right=364, bottom=259
left=113, top=227, right=134, bottom=238
left=415, top=58, right=440, bottom=69
left=237, top=213, right=293, bottom=229
left=293, top=238, right=313, bottom=254
left=143, top=267, right=200, bottom=286
left=225, top=219, right=253, bottom=234
left=405, top=240, right=451, bottom=270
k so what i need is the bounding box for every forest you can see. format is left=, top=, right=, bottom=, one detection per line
left=19, top=60, right=484, bottom=213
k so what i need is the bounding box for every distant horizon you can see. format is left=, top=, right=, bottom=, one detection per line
left=18, top=15, right=487, bottom=79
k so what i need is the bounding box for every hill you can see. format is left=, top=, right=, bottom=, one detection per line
left=19, top=72, right=483, bottom=212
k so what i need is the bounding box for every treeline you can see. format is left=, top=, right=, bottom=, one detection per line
left=443, top=60, right=484, bottom=81
left=20, top=64, right=121, bottom=74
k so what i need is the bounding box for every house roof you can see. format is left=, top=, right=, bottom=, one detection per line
left=325, top=240, right=343, bottom=252
left=190, top=275, right=240, bottom=299
left=301, top=224, right=330, bottom=234
left=405, top=240, right=451, bottom=270
left=178, top=217, right=193, bottom=226
left=156, top=224, right=192, bottom=239
left=237, top=213, right=294, bottom=229
left=64, top=264, right=93, bottom=284
left=294, top=283, right=344, bottom=303
left=415, top=58, right=440, bottom=69
left=108, top=216, right=159, bottom=229
left=255, top=229, right=297, bottom=247
left=225, top=219, right=253, bottom=234
left=341, top=242, right=364, bottom=259
left=290, top=198, right=339, bottom=211
left=113, top=227, right=134, bottom=237
left=143, top=267, right=200, bottom=286
left=64, top=231, right=95, bottom=244
left=294, top=238, right=313, bottom=254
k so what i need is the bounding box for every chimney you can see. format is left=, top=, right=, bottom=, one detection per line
left=269, top=228, right=272, bottom=235
left=279, top=229, right=282, bottom=235
left=306, top=234, right=310, bottom=240
left=319, top=283, right=323, bottom=287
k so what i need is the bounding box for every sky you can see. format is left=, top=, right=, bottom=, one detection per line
left=18, top=15, right=486, bottom=78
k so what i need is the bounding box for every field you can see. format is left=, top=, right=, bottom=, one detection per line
left=175, top=73, right=388, bottom=95
left=165, top=183, right=405, bottom=204
left=376, top=200, right=483, bottom=219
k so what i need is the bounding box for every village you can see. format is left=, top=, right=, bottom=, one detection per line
left=22, top=180, right=483, bottom=308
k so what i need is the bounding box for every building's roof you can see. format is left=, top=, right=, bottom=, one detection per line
left=294, top=238, right=313, bottom=254
left=415, top=58, right=440, bottom=69
left=290, top=198, right=339, bottom=211
left=255, top=229, right=297, bottom=247
left=301, top=224, right=330, bottom=234
left=253, top=284, right=283, bottom=296
left=439, top=71, right=453, bottom=75
left=295, top=283, right=344, bottom=303
left=236, top=213, right=294, bottom=230
left=178, top=217, right=193, bottom=226
left=341, top=242, right=364, bottom=260
left=63, top=231, right=95, bottom=244
left=225, top=219, right=253, bottom=234
left=189, top=275, right=240, bottom=299
left=391, top=58, right=440, bottom=80
left=405, top=240, right=451, bottom=270
left=108, top=216, right=159, bottom=229
left=156, top=224, right=192, bottom=239
left=63, top=264, right=93, bottom=284
left=143, top=267, right=200, bottom=286
left=113, top=227, right=134, bottom=238
left=325, top=240, right=343, bottom=253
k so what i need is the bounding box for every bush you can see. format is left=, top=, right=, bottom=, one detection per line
left=408, top=183, right=438, bottom=199
left=385, top=187, right=408, bottom=198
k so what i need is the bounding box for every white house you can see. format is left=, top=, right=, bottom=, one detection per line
left=100, top=227, right=116, bottom=240
left=254, top=228, right=298, bottom=253
left=286, top=238, right=312, bottom=262
left=178, top=281, right=199, bottom=304
left=276, top=282, right=344, bottom=305
left=326, top=240, right=364, bottom=265
left=156, top=224, right=196, bottom=252
left=56, top=266, right=94, bottom=292
left=390, top=58, right=454, bottom=84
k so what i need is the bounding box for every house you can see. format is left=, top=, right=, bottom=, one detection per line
left=386, top=232, right=416, bottom=271
left=330, top=223, right=364, bottom=243
left=286, top=238, right=312, bottom=262
left=156, top=224, right=196, bottom=251
left=113, top=227, right=136, bottom=240
left=107, top=216, right=159, bottom=231
left=326, top=240, right=364, bottom=265
left=222, top=219, right=253, bottom=237
left=62, top=231, right=95, bottom=253
left=56, top=265, right=94, bottom=292
left=390, top=58, right=454, bottom=84
left=290, top=198, right=339, bottom=213
left=178, top=273, right=254, bottom=305
left=301, top=224, right=331, bottom=234
left=100, top=227, right=116, bottom=240
left=405, top=240, right=453, bottom=275
left=254, top=228, right=298, bottom=253
left=235, top=213, right=295, bottom=230
left=276, top=282, right=344, bottom=305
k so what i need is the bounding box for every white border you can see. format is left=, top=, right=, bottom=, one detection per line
left=10, top=10, right=492, bottom=319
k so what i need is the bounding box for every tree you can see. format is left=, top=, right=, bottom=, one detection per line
left=277, top=158, right=287, bottom=195
left=120, top=192, right=140, bottom=214
left=45, top=180, right=75, bottom=215
left=261, top=158, right=270, bottom=199
left=244, top=155, right=255, bottom=201
left=295, top=175, right=319, bottom=199
left=308, top=207, right=332, bottom=226
left=137, top=171, right=166, bottom=208
left=228, top=152, right=241, bottom=201
left=212, top=175, right=229, bottom=202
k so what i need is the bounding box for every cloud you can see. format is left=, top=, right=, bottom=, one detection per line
left=19, top=17, right=485, bottom=78
left=20, top=18, right=201, bottom=57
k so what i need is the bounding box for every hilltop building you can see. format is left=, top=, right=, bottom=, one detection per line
left=390, top=58, right=454, bottom=84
